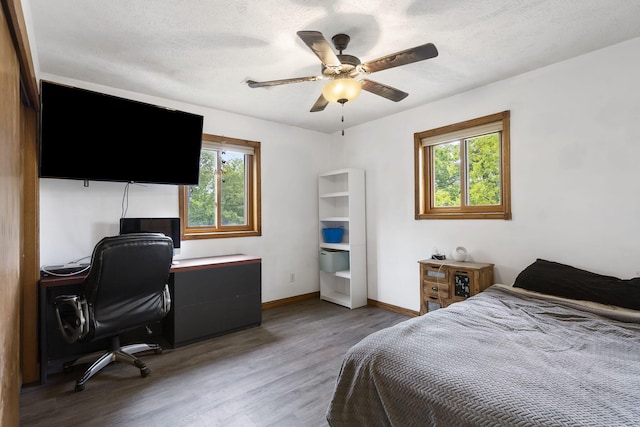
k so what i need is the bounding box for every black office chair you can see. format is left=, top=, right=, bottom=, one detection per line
left=53, top=232, right=174, bottom=391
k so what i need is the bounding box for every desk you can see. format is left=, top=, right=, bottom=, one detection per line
left=39, top=254, right=261, bottom=384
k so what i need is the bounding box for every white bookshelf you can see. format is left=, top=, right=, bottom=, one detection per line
left=318, top=168, right=367, bottom=309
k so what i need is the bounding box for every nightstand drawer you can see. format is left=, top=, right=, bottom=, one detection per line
left=424, top=282, right=449, bottom=299
left=426, top=293, right=440, bottom=302
left=423, top=265, right=448, bottom=281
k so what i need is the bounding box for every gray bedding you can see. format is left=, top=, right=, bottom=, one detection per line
left=326, top=285, right=640, bottom=426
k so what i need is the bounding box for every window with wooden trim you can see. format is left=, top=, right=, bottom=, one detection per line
left=414, top=111, right=511, bottom=220
left=180, top=133, right=261, bottom=239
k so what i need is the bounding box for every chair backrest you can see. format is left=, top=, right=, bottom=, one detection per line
left=82, top=233, right=174, bottom=341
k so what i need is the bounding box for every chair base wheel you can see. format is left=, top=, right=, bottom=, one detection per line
left=66, top=337, right=162, bottom=391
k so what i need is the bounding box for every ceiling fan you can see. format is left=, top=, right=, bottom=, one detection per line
left=247, top=31, right=438, bottom=112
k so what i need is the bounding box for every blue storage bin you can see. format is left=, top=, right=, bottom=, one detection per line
left=322, top=227, right=344, bottom=243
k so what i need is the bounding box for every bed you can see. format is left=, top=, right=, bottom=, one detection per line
left=326, top=259, right=640, bottom=426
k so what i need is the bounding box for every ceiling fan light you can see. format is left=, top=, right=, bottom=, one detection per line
left=322, top=78, right=362, bottom=104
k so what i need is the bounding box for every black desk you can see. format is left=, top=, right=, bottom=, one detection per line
left=39, top=254, right=262, bottom=384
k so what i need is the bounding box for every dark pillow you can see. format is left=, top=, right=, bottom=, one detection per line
left=513, top=259, right=640, bottom=310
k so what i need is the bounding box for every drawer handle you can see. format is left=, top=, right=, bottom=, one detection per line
left=431, top=286, right=438, bottom=291
left=429, top=296, right=438, bottom=300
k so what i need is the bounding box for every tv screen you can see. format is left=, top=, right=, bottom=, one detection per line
left=119, top=217, right=181, bottom=249
left=39, top=81, right=204, bottom=185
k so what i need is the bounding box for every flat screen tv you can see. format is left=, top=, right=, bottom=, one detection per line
left=39, top=80, right=204, bottom=185
left=119, top=217, right=181, bottom=249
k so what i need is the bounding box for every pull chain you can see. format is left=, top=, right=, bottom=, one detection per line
left=341, top=101, right=345, bottom=136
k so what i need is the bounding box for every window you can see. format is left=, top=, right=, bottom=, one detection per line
left=414, top=111, right=511, bottom=220
left=180, top=133, right=261, bottom=239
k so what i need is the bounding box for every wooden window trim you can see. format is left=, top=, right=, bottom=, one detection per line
left=414, top=111, right=511, bottom=220
left=179, top=133, right=262, bottom=239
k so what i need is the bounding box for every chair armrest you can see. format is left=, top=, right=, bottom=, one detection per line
left=53, top=295, right=89, bottom=343
left=162, top=284, right=171, bottom=314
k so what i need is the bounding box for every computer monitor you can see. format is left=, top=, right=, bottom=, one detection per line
left=119, top=217, right=181, bottom=249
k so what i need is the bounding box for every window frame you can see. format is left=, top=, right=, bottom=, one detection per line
left=179, top=133, right=261, bottom=239
left=414, top=111, right=511, bottom=220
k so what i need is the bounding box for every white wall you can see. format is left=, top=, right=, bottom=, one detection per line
left=39, top=75, right=332, bottom=303
left=333, top=37, right=640, bottom=312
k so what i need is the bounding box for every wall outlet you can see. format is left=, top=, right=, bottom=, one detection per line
left=289, top=273, right=295, bottom=283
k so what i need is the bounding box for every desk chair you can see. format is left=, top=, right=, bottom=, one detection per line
left=54, top=233, right=173, bottom=391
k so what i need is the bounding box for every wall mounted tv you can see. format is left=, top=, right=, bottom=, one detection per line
left=39, top=80, right=204, bottom=185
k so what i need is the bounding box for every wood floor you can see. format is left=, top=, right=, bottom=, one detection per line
left=20, top=298, right=410, bottom=426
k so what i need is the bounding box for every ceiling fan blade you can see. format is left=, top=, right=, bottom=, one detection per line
left=361, top=43, right=438, bottom=74
left=310, top=94, right=329, bottom=112
left=361, top=79, right=409, bottom=102
left=247, top=76, right=321, bottom=88
left=297, top=31, right=342, bottom=67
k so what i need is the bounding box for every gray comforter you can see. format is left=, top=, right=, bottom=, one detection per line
left=326, top=285, right=640, bottom=426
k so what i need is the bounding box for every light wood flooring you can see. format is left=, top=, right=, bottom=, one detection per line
left=20, top=298, right=409, bottom=426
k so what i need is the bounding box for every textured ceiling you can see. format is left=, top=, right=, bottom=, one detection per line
left=26, top=0, right=640, bottom=134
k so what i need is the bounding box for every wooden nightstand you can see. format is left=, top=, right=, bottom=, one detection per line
left=418, top=259, right=494, bottom=314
